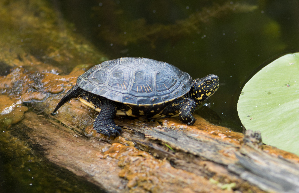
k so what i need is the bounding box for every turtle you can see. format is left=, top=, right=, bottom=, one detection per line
left=52, top=57, right=219, bottom=137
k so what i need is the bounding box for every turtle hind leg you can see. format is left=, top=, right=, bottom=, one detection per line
left=93, top=100, right=122, bottom=137
left=51, top=85, right=82, bottom=115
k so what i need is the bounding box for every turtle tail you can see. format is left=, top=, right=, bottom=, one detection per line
left=51, top=85, right=81, bottom=115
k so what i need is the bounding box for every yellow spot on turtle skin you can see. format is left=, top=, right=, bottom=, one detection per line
left=127, top=109, right=135, bottom=115
left=116, top=109, right=135, bottom=117
left=79, top=98, right=101, bottom=112
left=139, top=110, right=145, bottom=115
left=116, top=110, right=126, bottom=116
left=152, top=114, right=163, bottom=118
left=171, top=103, right=179, bottom=107
left=150, top=110, right=155, bottom=113
left=206, top=92, right=212, bottom=97
left=195, top=94, right=204, bottom=101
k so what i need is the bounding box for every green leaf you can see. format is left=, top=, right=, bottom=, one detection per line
left=237, top=53, right=299, bottom=155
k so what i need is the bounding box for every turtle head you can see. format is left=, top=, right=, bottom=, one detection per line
left=190, top=74, right=219, bottom=105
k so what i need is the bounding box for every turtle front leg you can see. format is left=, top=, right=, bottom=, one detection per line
left=93, top=100, right=122, bottom=137
left=179, top=98, right=197, bottom=125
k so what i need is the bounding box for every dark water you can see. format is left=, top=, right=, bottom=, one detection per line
left=1, top=0, right=299, bottom=192
left=58, top=0, right=299, bottom=131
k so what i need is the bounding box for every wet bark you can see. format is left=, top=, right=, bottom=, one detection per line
left=2, top=67, right=299, bottom=193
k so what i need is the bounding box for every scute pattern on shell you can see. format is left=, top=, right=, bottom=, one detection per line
left=77, top=57, right=192, bottom=105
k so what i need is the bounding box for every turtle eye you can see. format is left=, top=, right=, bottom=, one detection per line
left=205, top=80, right=212, bottom=85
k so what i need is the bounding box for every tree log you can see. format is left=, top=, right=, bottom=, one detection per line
left=1, top=68, right=299, bottom=193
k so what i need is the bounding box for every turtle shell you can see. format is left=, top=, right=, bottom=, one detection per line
left=77, top=57, right=192, bottom=105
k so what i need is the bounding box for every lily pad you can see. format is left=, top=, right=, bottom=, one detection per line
left=238, top=53, right=299, bottom=155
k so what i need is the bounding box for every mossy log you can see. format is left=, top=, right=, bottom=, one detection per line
left=1, top=68, right=299, bottom=193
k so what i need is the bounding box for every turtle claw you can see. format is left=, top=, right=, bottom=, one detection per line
left=105, top=125, right=122, bottom=137
left=187, top=116, right=196, bottom=125
left=93, top=121, right=122, bottom=137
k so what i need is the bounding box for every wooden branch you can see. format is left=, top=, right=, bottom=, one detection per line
left=2, top=67, right=299, bottom=193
